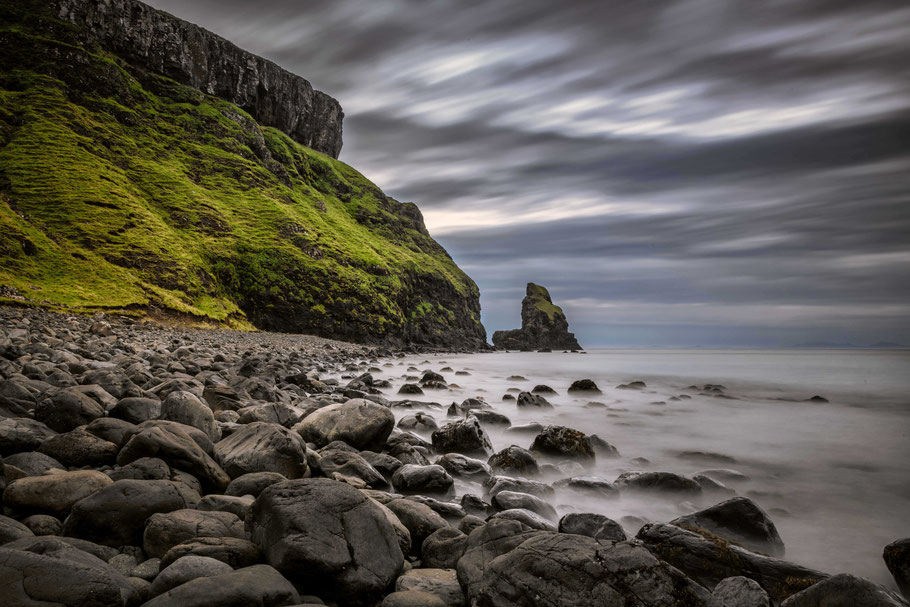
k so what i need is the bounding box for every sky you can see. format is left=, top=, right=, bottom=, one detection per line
left=146, top=0, right=910, bottom=347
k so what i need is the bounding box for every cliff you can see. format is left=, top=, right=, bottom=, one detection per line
left=53, top=0, right=343, bottom=158
left=492, top=283, right=581, bottom=351
left=0, top=0, right=486, bottom=348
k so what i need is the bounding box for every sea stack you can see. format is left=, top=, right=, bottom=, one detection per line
left=492, top=283, right=582, bottom=351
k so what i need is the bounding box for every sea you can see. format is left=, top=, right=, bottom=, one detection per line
left=352, top=348, right=910, bottom=588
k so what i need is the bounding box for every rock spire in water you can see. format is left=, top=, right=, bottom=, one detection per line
left=492, top=283, right=582, bottom=351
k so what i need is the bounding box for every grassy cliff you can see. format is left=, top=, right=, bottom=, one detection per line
left=0, top=1, right=486, bottom=347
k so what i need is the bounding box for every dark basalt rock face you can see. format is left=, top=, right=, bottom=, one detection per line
left=53, top=0, right=344, bottom=158
left=492, top=283, right=582, bottom=351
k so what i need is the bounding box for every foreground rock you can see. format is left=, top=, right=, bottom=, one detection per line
left=491, top=283, right=582, bottom=351
left=295, top=399, right=394, bottom=450
left=213, top=422, right=307, bottom=479
left=780, top=573, right=908, bottom=607
left=884, top=537, right=910, bottom=599
left=248, top=478, right=404, bottom=606
left=473, top=533, right=710, bottom=606
left=671, top=497, right=785, bottom=557
left=431, top=417, right=493, bottom=457
left=3, top=469, right=112, bottom=515
left=143, top=564, right=300, bottom=607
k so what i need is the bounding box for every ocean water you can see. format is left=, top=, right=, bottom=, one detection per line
left=363, top=349, right=910, bottom=587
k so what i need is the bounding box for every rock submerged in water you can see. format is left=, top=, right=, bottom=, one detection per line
left=492, top=283, right=582, bottom=351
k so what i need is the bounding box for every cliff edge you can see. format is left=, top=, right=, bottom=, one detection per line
left=492, top=283, right=582, bottom=351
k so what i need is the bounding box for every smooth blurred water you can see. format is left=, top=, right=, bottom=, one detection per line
left=366, top=349, right=910, bottom=587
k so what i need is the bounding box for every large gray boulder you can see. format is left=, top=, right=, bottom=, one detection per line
left=671, top=497, right=785, bottom=557
left=431, top=417, right=493, bottom=457
left=637, top=523, right=826, bottom=604
left=385, top=498, right=448, bottom=553
left=317, top=448, right=387, bottom=489
left=159, top=536, right=261, bottom=569
left=0, top=418, right=56, bottom=456
left=557, top=512, right=626, bottom=542
left=143, top=509, right=245, bottom=558
left=147, top=555, right=233, bottom=598
left=141, top=564, right=300, bottom=607
left=473, top=534, right=710, bottom=606
left=709, top=576, right=770, bottom=607
left=248, top=478, right=404, bottom=606
left=884, top=538, right=910, bottom=599
left=160, top=391, right=220, bottom=443
left=456, top=518, right=549, bottom=598
left=615, top=471, right=702, bottom=496
left=530, top=425, right=595, bottom=461
left=214, top=422, right=307, bottom=479
left=63, top=479, right=200, bottom=547
left=37, top=427, right=118, bottom=467
left=3, top=469, right=112, bottom=515
left=780, top=573, right=908, bottom=607
left=392, top=464, right=454, bottom=495
left=294, top=399, right=394, bottom=450
left=0, top=537, right=136, bottom=606
left=34, top=388, right=104, bottom=432
left=118, top=425, right=229, bottom=492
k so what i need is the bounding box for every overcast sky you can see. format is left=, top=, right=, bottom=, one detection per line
left=147, top=0, right=910, bottom=347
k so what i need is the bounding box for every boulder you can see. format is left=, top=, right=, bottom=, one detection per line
left=0, top=537, right=136, bottom=606
left=236, top=402, right=306, bottom=427
left=381, top=591, right=447, bottom=607
left=615, top=471, right=702, bottom=496
left=118, top=425, right=229, bottom=492
left=488, top=508, right=557, bottom=531
left=225, top=471, right=288, bottom=497
left=431, top=417, right=493, bottom=457
left=23, top=513, right=63, bottom=536
left=671, top=497, right=785, bottom=557
left=474, top=534, right=709, bottom=606
left=436, top=453, right=491, bottom=480
left=2, top=451, right=63, bottom=476
left=3, top=469, right=113, bottom=515
left=395, top=568, right=464, bottom=607
left=884, top=537, right=910, bottom=599
left=318, top=449, right=388, bottom=488
left=397, top=412, right=439, bottom=433
left=530, top=425, right=595, bottom=461
left=110, top=397, right=162, bottom=424
left=248, top=478, right=404, bottom=606
left=385, top=497, right=448, bottom=553
left=108, top=457, right=171, bottom=482
left=558, top=512, right=626, bottom=541
left=780, top=573, right=907, bottom=607
left=637, top=523, right=826, bottom=604
left=294, top=399, right=394, bottom=450
left=553, top=476, right=619, bottom=498
left=81, top=368, right=141, bottom=400
left=159, top=536, right=262, bottom=569
left=160, top=391, right=220, bottom=443
left=488, top=445, right=539, bottom=476
left=484, top=475, right=554, bottom=500
left=709, top=576, right=770, bottom=607
left=392, top=464, right=454, bottom=495
left=214, top=422, right=307, bottom=479
left=1, top=513, right=34, bottom=544
left=455, top=519, right=551, bottom=597
left=422, top=527, right=467, bottom=569
left=197, top=494, right=254, bottom=519
left=143, top=509, right=245, bottom=558
left=492, top=490, right=557, bottom=521
left=63, top=479, right=200, bottom=547
left=567, top=379, right=601, bottom=393
left=85, top=417, right=137, bottom=447
left=516, top=391, right=552, bottom=408
left=147, top=555, right=233, bottom=597
left=141, top=564, right=300, bottom=607
left=34, top=388, right=104, bottom=432
left=37, top=427, right=118, bottom=467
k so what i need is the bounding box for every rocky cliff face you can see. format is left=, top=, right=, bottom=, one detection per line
left=0, top=0, right=486, bottom=349
left=492, top=283, right=581, bottom=351
left=52, top=0, right=343, bottom=158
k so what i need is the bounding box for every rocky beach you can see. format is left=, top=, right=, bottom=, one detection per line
left=0, top=306, right=907, bottom=606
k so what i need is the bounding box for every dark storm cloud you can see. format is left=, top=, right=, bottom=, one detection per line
left=146, top=0, right=910, bottom=345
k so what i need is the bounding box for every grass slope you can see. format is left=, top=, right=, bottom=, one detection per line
left=0, top=3, right=484, bottom=345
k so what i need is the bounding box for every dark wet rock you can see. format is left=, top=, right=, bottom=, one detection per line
left=553, top=475, right=619, bottom=498
left=507, top=375, right=527, bottom=382
left=118, top=425, right=229, bottom=492
left=395, top=568, right=464, bottom=607
left=81, top=368, right=142, bottom=400
left=491, top=490, right=557, bottom=520
left=318, top=449, right=388, bottom=489
left=380, top=590, right=447, bottom=607
left=142, top=564, right=300, bottom=607
left=780, top=573, right=906, bottom=607
left=236, top=402, right=307, bottom=427
left=0, top=536, right=136, bottom=606
left=488, top=445, right=540, bottom=476
left=456, top=518, right=550, bottom=598
left=617, top=380, right=647, bottom=390
left=693, top=474, right=737, bottom=497
left=431, top=417, right=493, bottom=457
left=143, top=509, right=245, bottom=558
left=671, top=497, right=785, bottom=557
left=530, top=425, right=595, bottom=461
left=474, top=534, right=709, bottom=606
left=709, top=576, right=770, bottom=607
left=587, top=434, right=620, bottom=457
left=392, top=464, right=454, bottom=495
left=130, top=420, right=215, bottom=455
left=422, top=527, right=467, bottom=569
left=806, top=395, right=829, bottom=403
left=397, top=412, right=439, bottom=433
left=360, top=450, right=404, bottom=478
left=225, top=471, right=287, bottom=497
left=38, top=427, right=118, bottom=467
left=531, top=384, right=557, bottom=394
left=6, top=535, right=118, bottom=562
left=110, top=397, right=162, bottom=424
left=436, top=453, right=491, bottom=481
left=0, top=418, right=57, bottom=456
left=160, top=391, right=220, bottom=443
left=147, top=554, right=233, bottom=598
left=398, top=383, right=424, bottom=395
left=1, top=513, right=34, bottom=544
left=85, top=417, right=136, bottom=448
left=63, top=479, right=200, bottom=547
left=1, top=451, right=63, bottom=476
left=567, top=379, right=601, bottom=393
left=295, top=399, right=394, bottom=450
left=447, top=397, right=489, bottom=417
left=248, top=478, right=404, bottom=606
left=3, top=469, right=112, bottom=515
left=488, top=508, right=557, bottom=531
left=502, top=394, right=515, bottom=401
left=637, top=522, right=826, bottom=604
left=34, top=388, right=104, bottom=432
left=558, top=512, right=626, bottom=541
left=385, top=498, right=448, bottom=553
left=884, top=537, right=910, bottom=599
left=516, top=391, right=552, bottom=408
left=470, top=410, right=511, bottom=427
left=23, top=514, right=63, bottom=536
left=406, top=495, right=465, bottom=523
left=108, top=456, right=171, bottom=482
left=491, top=283, right=582, bottom=351
left=214, top=421, right=307, bottom=479
left=615, top=471, right=702, bottom=496
left=461, top=494, right=493, bottom=518
left=484, top=475, right=554, bottom=500
left=159, top=536, right=262, bottom=569
left=197, top=494, right=254, bottom=519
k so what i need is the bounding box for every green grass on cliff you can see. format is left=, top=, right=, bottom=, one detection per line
left=526, top=283, right=562, bottom=322
left=0, top=6, right=482, bottom=344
